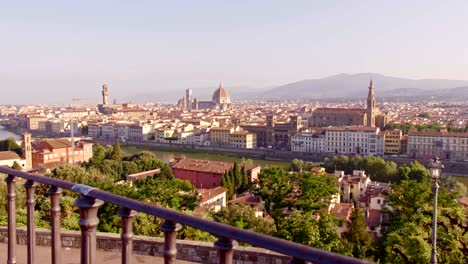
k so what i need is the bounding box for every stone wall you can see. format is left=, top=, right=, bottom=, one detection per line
left=0, top=227, right=290, bottom=264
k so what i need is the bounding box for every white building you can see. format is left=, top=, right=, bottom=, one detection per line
left=291, top=132, right=326, bottom=152
left=335, top=170, right=372, bottom=203
left=0, top=151, right=26, bottom=168
left=325, top=126, right=384, bottom=156
left=408, top=131, right=468, bottom=161
left=291, top=126, right=384, bottom=156
left=128, top=123, right=154, bottom=141
left=197, top=186, right=227, bottom=212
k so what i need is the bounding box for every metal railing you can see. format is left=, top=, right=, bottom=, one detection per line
left=0, top=166, right=371, bottom=264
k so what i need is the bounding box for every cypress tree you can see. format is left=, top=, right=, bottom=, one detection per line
left=343, top=208, right=373, bottom=258
left=241, top=165, right=249, bottom=186
left=221, top=171, right=228, bottom=188
left=233, top=162, right=241, bottom=189
left=110, top=141, right=123, bottom=161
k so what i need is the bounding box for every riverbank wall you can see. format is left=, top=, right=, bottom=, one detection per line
left=94, top=139, right=468, bottom=176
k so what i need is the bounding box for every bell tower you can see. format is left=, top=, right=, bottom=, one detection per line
left=22, top=133, right=32, bottom=170
left=367, top=79, right=376, bottom=127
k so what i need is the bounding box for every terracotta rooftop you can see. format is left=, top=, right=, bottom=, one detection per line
left=43, top=139, right=72, bottom=149
left=314, top=108, right=366, bottom=114
left=198, top=186, right=227, bottom=203
left=330, top=203, right=353, bottom=220
left=458, top=197, right=468, bottom=208
left=0, top=151, right=21, bottom=161
left=229, top=192, right=262, bottom=206
left=171, top=158, right=232, bottom=174
left=365, top=209, right=382, bottom=227
left=325, top=126, right=378, bottom=132
left=408, top=131, right=468, bottom=137
left=126, top=169, right=161, bottom=182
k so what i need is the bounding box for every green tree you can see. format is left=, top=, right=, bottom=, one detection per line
left=397, top=161, right=430, bottom=182
left=11, top=161, right=22, bottom=170
left=0, top=137, right=23, bottom=156
left=297, top=172, right=338, bottom=211
left=276, top=211, right=319, bottom=246
left=240, top=165, right=249, bottom=191
left=232, top=161, right=242, bottom=189
left=109, top=141, right=123, bottom=161
left=380, top=180, right=468, bottom=263
left=343, top=208, right=373, bottom=259
left=290, top=158, right=304, bottom=172
left=212, top=204, right=275, bottom=235
left=276, top=211, right=344, bottom=253
left=253, top=167, right=293, bottom=230
left=317, top=212, right=347, bottom=253
left=87, top=144, right=107, bottom=168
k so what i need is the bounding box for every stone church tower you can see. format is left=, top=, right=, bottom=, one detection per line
left=22, top=133, right=32, bottom=170
left=366, top=79, right=376, bottom=127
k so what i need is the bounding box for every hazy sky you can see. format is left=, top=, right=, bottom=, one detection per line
left=1, top=0, right=467, bottom=104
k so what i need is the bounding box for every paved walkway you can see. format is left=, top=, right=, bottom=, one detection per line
left=0, top=244, right=194, bottom=264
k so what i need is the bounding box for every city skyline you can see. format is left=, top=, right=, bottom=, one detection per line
left=1, top=1, right=467, bottom=104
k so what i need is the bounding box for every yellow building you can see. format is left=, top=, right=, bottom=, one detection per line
left=229, top=132, right=257, bottom=149
left=27, top=116, right=48, bottom=130
left=210, top=127, right=256, bottom=148
left=384, top=129, right=402, bottom=154
left=209, top=127, right=235, bottom=146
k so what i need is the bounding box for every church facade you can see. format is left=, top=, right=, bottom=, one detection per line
left=309, top=80, right=388, bottom=129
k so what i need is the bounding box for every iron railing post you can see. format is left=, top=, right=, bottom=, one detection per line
left=74, top=194, right=104, bottom=264
left=24, top=180, right=38, bottom=264
left=118, top=208, right=137, bottom=264
left=214, top=236, right=236, bottom=264
left=47, top=186, right=63, bottom=264
left=5, top=175, right=17, bottom=264
left=160, top=220, right=182, bottom=264
left=289, top=257, right=312, bottom=264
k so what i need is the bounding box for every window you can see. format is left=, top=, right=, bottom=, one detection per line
left=377, top=199, right=381, bottom=204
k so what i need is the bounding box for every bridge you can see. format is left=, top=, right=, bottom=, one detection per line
left=0, top=166, right=371, bottom=264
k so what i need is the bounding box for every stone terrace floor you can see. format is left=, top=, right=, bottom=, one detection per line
left=0, top=243, right=195, bottom=264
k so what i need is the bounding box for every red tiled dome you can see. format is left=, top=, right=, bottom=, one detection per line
left=212, top=82, right=231, bottom=104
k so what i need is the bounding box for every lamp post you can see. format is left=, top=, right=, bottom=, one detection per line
left=428, top=157, right=444, bottom=264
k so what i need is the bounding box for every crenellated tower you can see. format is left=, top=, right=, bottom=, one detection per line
left=102, top=84, right=109, bottom=105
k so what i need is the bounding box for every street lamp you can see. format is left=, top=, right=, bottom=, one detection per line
left=428, top=157, right=444, bottom=264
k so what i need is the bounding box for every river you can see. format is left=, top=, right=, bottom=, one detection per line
left=122, top=145, right=291, bottom=168
left=0, top=125, right=20, bottom=140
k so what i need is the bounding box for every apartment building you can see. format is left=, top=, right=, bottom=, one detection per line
left=408, top=131, right=468, bottom=160
left=384, top=129, right=402, bottom=154
left=209, top=127, right=236, bottom=147
left=325, top=126, right=384, bottom=156
left=291, top=132, right=326, bottom=152
left=229, top=132, right=257, bottom=149
left=335, top=170, right=372, bottom=203
left=31, top=138, right=93, bottom=169
left=27, top=116, right=48, bottom=130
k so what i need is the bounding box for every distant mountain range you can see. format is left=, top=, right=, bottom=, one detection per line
left=120, top=73, right=468, bottom=103
left=260, top=73, right=468, bottom=100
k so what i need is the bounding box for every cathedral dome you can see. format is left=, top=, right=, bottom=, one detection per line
left=212, top=82, right=231, bottom=105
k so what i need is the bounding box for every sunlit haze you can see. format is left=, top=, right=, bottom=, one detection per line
left=1, top=0, right=467, bottom=104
